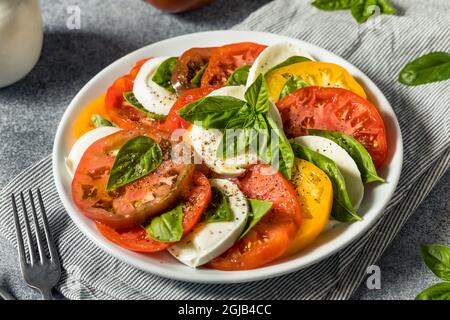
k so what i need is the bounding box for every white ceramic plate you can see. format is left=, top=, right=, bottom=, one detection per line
left=53, top=31, right=403, bottom=283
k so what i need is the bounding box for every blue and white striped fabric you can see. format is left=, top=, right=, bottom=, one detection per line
left=0, top=0, right=449, bottom=299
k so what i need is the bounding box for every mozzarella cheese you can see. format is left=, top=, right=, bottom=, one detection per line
left=188, top=86, right=258, bottom=176
left=246, top=42, right=314, bottom=89
left=132, top=57, right=177, bottom=116
left=293, top=135, right=364, bottom=209
left=65, top=127, right=121, bottom=177
left=168, top=179, right=249, bottom=267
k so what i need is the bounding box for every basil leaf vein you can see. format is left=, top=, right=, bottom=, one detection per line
left=203, top=186, right=234, bottom=223
left=240, top=199, right=272, bottom=239
left=151, top=57, right=177, bottom=93
left=146, top=204, right=184, bottom=242
left=123, top=91, right=167, bottom=120
left=226, top=65, right=251, bottom=86
left=244, top=74, right=270, bottom=114
left=291, top=143, right=362, bottom=222
left=399, top=52, right=450, bottom=86
left=107, top=135, right=163, bottom=190
left=91, top=114, right=116, bottom=128
left=420, top=244, right=450, bottom=281
left=308, top=129, right=384, bottom=183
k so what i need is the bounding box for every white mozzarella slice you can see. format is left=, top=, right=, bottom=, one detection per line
left=168, top=179, right=249, bottom=267
left=65, top=126, right=121, bottom=177
left=246, top=42, right=314, bottom=88
left=132, top=57, right=177, bottom=116
left=293, top=135, right=364, bottom=209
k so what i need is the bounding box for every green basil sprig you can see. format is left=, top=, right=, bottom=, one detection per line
left=106, top=135, right=163, bottom=190
left=291, top=143, right=362, bottom=222
left=151, top=57, right=177, bottom=93
left=203, top=186, right=234, bottom=223
left=420, top=244, right=450, bottom=281
left=123, top=92, right=167, bottom=120
left=416, top=243, right=450, bottom=300
left=179, top=74, right=294, bottom=179
left=308, top=129, right=384, bottom=183
left=226, top=65, right=251, bottom=86
left=266, top=56, right=312, bottom=75
left=312, top=0, right=396, bottom=24
left=190, top=64, right=208, bottom=86
left=399, top=52, right=450, bottom=86
left=146, top=204, right=184, bottom=242
left=240, top=199, right=272, bottom=239
left=91, top=114, right=116, bottom=128
left=279, top=74, right=308, bottom=100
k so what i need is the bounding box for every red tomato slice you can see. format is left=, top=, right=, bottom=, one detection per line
left=276, top=86, right=388, bottom=168
left=105, top=59, right=163, bottom=130
left=95, top=171, right=211, bottom=253
left=171, top=47, right=215, bottom=94
left=208, top=164, right=302, bottom=270
left=200, top=42, right=266, bottom=87
left=72, top=128, right=195, bottom=229
left=162, top=86, right=221, bottom=133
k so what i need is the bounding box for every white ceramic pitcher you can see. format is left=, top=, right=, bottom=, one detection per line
left=0, top=0, right=43, bottom=88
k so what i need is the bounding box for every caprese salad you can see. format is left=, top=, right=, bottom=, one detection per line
left=67, top=41, right=388, bottom=270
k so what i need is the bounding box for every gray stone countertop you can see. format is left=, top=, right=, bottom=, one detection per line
left=0, top=0, right=448, bottom=300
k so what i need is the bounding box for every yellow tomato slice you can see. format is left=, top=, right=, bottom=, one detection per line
left=72, top=94, right=109, bottom=139
left=282, top=159, right=333, bottom=258
left=266, top=61, right=366, bottom=101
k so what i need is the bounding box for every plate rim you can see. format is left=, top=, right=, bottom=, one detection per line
left=52, top=30, right=403, bottom=284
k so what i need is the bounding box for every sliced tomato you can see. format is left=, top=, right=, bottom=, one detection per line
left=201, top=42, right=266, bottom=87
left=95, top=171, right=211, bottom=253
left=171, top=47, right=215, bottom=94
left=208, top=164, right=302, bottom=270
left=276, top=86, right=388, bottom=168
left=72, top=128, right=195, bottom=229
left=162, top=86, right=221, bottom=133
left=105, top=59, right=163, bottom=130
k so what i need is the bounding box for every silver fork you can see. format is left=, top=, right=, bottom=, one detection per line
left=11, top=189, right=61, bottom=300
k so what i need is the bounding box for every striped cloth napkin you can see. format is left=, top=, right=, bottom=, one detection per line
left=0, top=0, right=449, bottom=299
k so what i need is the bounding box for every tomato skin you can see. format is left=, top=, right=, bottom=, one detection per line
left=276, top=86, right=388, bottom=168
left=201, top=42, right=266, bottom=87
left=105, top=58, right=163, bottom=130
left=95, top=171, right=211, bottom=253
left=72, top=129, right=196, bottom=230
left=171, top=47, right=215, bottom=94
left=208, top=164, right=302, bottom=270
left=162, top=86, right=221, bottom=133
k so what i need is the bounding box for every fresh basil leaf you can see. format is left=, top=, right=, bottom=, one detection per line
left=351, top=0, right=378, bottom=23
left=399, top=52, right=450, bottom=86
left=146, top=204, right=183, bottom=242
left=123, top=91, right=167, bottom=120
left=91, top=114, right=116, bottom=128
left=226, top=65, right=251, bottom=86
left=178, top=95, right=248, bottom=129
left=266, top=56, right=312, bottom=75
left=376, top=0, right=396, bottom=14
left=190, top=64, right=207, bottom=86
left=312, top=0, right=358, bottom=11
left=151, top=57, right=177, bottom=93
left=106, top=135, right=163, bottom=190
left=420, top=244, right=450, bottom=281
left=266, top=115, right=294, bottom=180
left=416, top=282, right=450, bottom=300
left=245, top=74, right=270, bottom=114
left=204, top=186, right=234, bottom=223
left=240, top=199, right=272, bottom=239
left=279, top=74, right=308, bottom=100
left=308, top=129, right=384, bottom=183
left=291, top=143, right=362, bottom=222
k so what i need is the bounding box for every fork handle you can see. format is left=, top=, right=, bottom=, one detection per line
left=40, top=288, right=54, bottom=300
